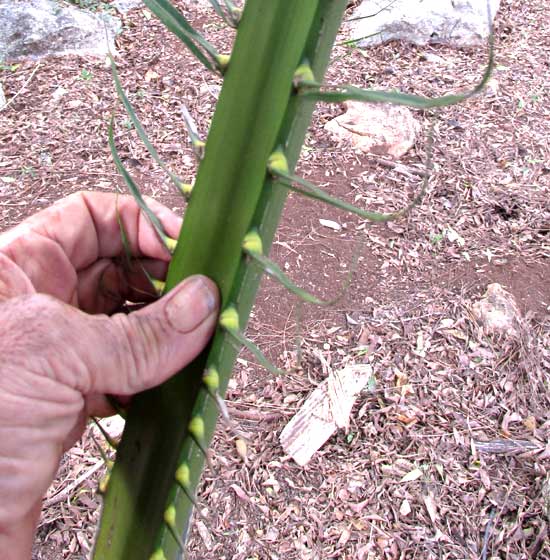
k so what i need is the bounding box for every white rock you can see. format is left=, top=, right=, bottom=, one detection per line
left=471, top=283, right=522, bottom=338
left=422, top=52, right=449, bottom=65
left=324, top=101, right=420, bottom=159
left=51, top=86, right=68, bottom=103
left=0, top=0, right=121, bottom=62
left=94, top=415, right=126, bottom=440
left=348, top=0, right=500, bottom=47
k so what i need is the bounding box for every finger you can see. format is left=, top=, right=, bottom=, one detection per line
left=62, top=411, right=88, bottom=453
left=0, top=192, right=182, bottom=278
left=0, top=253, right=35, bottom=302
left=77, top=258, right=169, bottom=314
left=87, top=192, right=182, bottom=262
left=84, top=275, right=219, bottom=396
left=85, top=394, right=117, bottom=419
left=0, top=231, right=79, bottom=304
left=0, top=276, right=219, bottom=397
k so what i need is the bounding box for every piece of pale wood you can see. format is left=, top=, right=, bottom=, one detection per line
left=280, top=364, right=373, bottom=466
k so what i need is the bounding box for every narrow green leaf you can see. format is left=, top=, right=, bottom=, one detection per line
left=206, top=0, right=227, bottom=22
left=108, top=117, right=176, bottom=251
left=109, top=56, right=184, bottom=193
left=117, top=201, right=167, bottom=301
left=98, top=470, right=111, bottom=495
left=300, top=34, right=494, bottom=108
left=206, top=0, right=238, bottom=28
left=225, top=326, right=286, bottom=376
left=243, top=229, right=355, bottom=307
left=174, top=462, right=208, bottom=519
left=181, top=105, right=206, bottom=158
left=269, top=122, right=434, bottom=224
left=219, top=307, right=286, bottom=375
left=222, top=0, right=241, bottom=24
left=271, top=167, right=427, bottom=223
left=92, top=417, right=118, bottom=450
left=91, top=434, right=113, bottom=470
left=163, top=505, right=185, bottom=550
left=115, top=197, right=133, bottom=272
left=144, top=0, right=219, bottom=71
left=188, top=416, right=212, bottom=465
left=115, top=200, right=168, bottom=300
left=140, top=263, right=166, bottom=296
left=246, top=250, right=332, bottom=306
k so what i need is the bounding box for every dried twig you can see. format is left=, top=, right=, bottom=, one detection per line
left=474, top=439, right=542, bottom=455
left=0, top=63, right=41, bottom=112
left=227, top=405, right=281, bottom=423
left=43, top=460, right=104, bottom=508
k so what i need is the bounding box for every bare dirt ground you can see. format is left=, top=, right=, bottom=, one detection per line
left=1, top=0, right=549, bottom=558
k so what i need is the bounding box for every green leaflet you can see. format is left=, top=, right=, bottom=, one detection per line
left=180, top=105, right=206, bottom=158
left=206, top=0, right=229, bottom=25
left=299, top=34, right=494, bottom=108
left=109, top=56, right=185, bottom=194
left=222, top=0, right=241, bottom=22
left=163, top=505, right=185, bottom=550
left=206, top=0, right=240, bottom=28
left=108, top=118, right=177, bottom=252
left=91, top=417, right=118, bottom=450
left=268, top=125, right=434, bottom=223
left=220, top=306, right=287, bottom=376
left=246, top=250, right=342, bottom=306
left=271, top=162, right=428, bottom=223
left=91, top=433, right=113, bottom=469
left=174, top=461, right=202, bottom=511
left=115, top=197, right=167, bottom=297
left=242, top=230, right=335, bottom=306
left=144, top=0, right=222, bottom=72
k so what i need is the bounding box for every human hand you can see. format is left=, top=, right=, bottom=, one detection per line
left=0, top=192, right=219, bottom=559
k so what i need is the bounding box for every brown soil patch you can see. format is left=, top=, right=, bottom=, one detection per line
left=0, top=1, right=548, bottom=559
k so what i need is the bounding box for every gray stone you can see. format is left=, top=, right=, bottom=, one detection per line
left=0, top=0, right=121, bottom=62
left=112, top=0, right=142, bottom=13
left=348, top=0, right=500, bottom=48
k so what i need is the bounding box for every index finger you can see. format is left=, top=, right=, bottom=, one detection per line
left=4, top=191, right=182, bottom=271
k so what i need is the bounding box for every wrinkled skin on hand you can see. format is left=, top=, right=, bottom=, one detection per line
left=0, top=192, right=219, bottom=559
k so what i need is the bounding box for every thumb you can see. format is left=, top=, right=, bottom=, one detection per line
left=86, top=274, right=219, bottom=395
